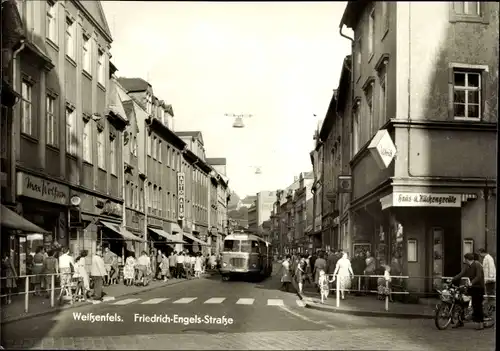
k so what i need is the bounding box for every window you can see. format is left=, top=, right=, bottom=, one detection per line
left=365, top=86, right=374, bottom=137
left=83, top=35, right=91, bottom=73
left=379, top=71, right=387, bottom=127
left=147, top=134, right=151, bottom=155
left=368, top=8, right=375, bottom=57
left=132, top=136, right=137, bottom=156
left=166, top=147, right=170, bottom=166
left=66, top=107, right=77, bottom=155
left=97, top=49, right=105, bottom=85
left=21, top=81, right=32, bottom=135
left=453, top=70, right=481, bottom=120
left=46, top=1, right=57, bottom=44
left=97, top=130, right=105, bottom=169
left=356, top=38, right=362, bottom=79
left=110, top=135, right=116, bottom=175
left=452, top=2, right=481, bottom=16
left=65, top=18, right=75, bottom=59
left=352, top=107, right=360, bottom=156
left=158, top=141, right=162, bottom=162
left=82, top=120, right=92, bottom=163
left=381, top=1, right=389, bottom=35
left=152, top=137, right=157, bottom=159
left=46, top=95, right=57, bottom=146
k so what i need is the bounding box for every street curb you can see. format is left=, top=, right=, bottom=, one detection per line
left=297, top=291, right=434, bottom=320
left=1, top=276, right=209, bottom=325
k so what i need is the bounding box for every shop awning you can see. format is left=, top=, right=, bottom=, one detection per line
left=183, top=232, right=209, bottom=246
left=100, top=220, right=144, bottom=242
left=1, top=205, right=50, bottom=233
left=148, top=227, right=187, bottom=244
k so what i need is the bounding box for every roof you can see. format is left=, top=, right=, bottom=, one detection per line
left=319, top=92, right=337, bottom=141
left=340, top=0, right=370, bottom=30
left=80, top=1, right=112, bottom=42
left=206, top=158, right=227, bottom=166
left=175, top=131, right=204, bottom=145
left=242, top=196, right=257, bottom=204
left=117, top=77, right=151, bottom=93
left=336, top=55, right=352, bottom=114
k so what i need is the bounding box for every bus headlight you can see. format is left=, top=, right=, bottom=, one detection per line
left=223, top=262, right=227, bottom=267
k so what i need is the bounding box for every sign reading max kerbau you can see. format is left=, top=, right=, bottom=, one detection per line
left=17, top=172, right=69, bottom=205
left=394, top=193, right=461, bottom=208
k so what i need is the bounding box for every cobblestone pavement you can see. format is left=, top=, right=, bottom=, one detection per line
left=1, top=271, right=495, bottom=350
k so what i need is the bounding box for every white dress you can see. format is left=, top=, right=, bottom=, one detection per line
left=77, top=257, right=90, bottom=290
left=194, top=257, right=202, bottom=272
left=335, top=258, right=352, bottom=290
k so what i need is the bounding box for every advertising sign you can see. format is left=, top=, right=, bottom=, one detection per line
left=177, top=172, right=185, bottom=219
left=368, top=129, right=397, bottom=169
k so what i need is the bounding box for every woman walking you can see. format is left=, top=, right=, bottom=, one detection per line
left=194, top=253, right=203, bottom=278
left=42, top=250, right=58, bottom=298
left=280, top=255, right=293, bottom=292
left=160, top=253, right=170, bottom=282
left=123, top=252, right=136, bottom=286
left=2, top=251, right=17, bottom=304
left=333, top=252, right=354, bottom=300
left=31, top=246, right=45, bottom=296
left=295, top=255, right=307, bottom=294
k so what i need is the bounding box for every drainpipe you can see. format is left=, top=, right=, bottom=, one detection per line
left=9, top=41, right=26, bottom=203
left=406, top=3, right=415, bottom=178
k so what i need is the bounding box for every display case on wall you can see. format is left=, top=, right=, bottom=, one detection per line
left=353, top=243, right=371, bottom=256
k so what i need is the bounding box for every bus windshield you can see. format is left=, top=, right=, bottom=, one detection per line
left=240, top=240, right=260, bottom=253
left=223, top=240, right=240, bottom=252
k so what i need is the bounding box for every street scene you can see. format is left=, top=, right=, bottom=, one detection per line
left=1, top=0, right=498, bottom=350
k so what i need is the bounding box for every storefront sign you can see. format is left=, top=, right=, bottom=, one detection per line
left=16, top=172, right=69, bottom=205
left=177, top=172, right=185, bottom=219
left=390, top=192, right=461, bottom=208
left=368, top=130, right=396, bottom=169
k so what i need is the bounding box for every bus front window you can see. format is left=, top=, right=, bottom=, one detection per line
left=240, top=240, right=259, bottom=253
left=223, top=240, right=241, bottom=252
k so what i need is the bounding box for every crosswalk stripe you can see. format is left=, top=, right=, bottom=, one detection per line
left=173, top=297, right=197, bottom=304
left=267, top=299, right=284, bottom=306
left=204, top=297, right=226, bottom=304
left=113, top=298, right=141, bottom=305
left=236, top=298, right=255, bottom=305
left=141, top=298, right=169, bottom=304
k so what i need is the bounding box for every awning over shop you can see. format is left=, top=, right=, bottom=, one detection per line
left=183, top=232, right=209, bottom=246
left=148, top=227, right=187, bottom=244
left=0, top=205, right=49, bottom=233
left=1, top=205, right=50, bottom=233
left=100, top=220, right=143, bottom=242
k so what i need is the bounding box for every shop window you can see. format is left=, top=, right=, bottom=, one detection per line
left=407, top=239, right=418, bottom=262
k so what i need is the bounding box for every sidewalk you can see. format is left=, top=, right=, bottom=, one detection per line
left=1, top=273, right=215, bottom=324
left=296, top=286, right=437, bottom=319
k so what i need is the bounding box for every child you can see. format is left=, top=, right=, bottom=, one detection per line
left=318, top=270, right=334, bottom=304
left=377, top=265, right=392, bottom=301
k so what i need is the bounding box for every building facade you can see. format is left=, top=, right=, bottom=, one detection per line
left=207, top=158, right=229, bottom=255
left=309, top=126, right=324, bottom=251
left=340, top=1, right=498, bottom=292
left=292, top=175, right=314, bottom=253
left=247, top=201, right=257, bottom=233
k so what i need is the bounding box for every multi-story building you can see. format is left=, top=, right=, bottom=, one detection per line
left=176, top=131, right=212, bottom=253
left=118, top=77, right=190, bottom=254
left=255, top=191, right=276, bottom=236
left=293, top=174, right=314, bottom=253
left=1, top=0, right=136, bottom=272
left=207, top=158, right=229, bottom=254
left=247, top=201, right=257, bottom=233
left=208, top=168, right=218, bottom=253
left=339, top=1, right=498, bottom=291
left=309, top=122, right=324, bottom=251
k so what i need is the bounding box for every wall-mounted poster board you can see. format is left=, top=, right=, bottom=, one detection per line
left=353, top=243, right=371, bottom=256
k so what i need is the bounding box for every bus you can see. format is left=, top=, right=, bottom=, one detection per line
left=220, top=232, right=273, bottom=281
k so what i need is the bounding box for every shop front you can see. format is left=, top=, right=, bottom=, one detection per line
left=125, top=208, right=145, bottom=254
left=209, top=227, right=219, bottom=255
left=14, top=172, right=70, bottom=274
left=183, top=225, right=209, bottom=254
left=148, top=222, right=187, bottom=256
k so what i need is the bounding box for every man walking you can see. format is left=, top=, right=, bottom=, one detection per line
left=169, top=251, right=177, bottom=278
left=90, top=248, right=107, bottom=301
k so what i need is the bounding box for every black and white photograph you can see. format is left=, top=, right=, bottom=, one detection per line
left=0, top=0, right=497, bottom=350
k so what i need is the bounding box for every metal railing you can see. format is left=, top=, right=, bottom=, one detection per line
left=324, top=274, right=495, bottom=312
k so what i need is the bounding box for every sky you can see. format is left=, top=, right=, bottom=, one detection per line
left=101, top=1, right=352, bottom=198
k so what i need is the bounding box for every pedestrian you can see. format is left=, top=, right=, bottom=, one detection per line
left=295, top=255, right=307, bottom=294
left=136, top=251, right=151, bottom=286
left=332, top=252, right=354, bottom=300
left=102, top=246, right=117, bottom=286
left=90, top=248, right=107, bottom=301
left=150, top=249, right=157, bottom=281
left=75, top=250, right=90, bottom=301
left=31, top=246, right=45, bottom=296
left=279, top=255, right=293, bottom=292
left=478, top=248, right=496, bottom=297
left=194, top=253, right=203, bottom=278
left=156, top=249, right=163, bottom=280
left=176, top=252, right=186, bottom=278
left=313, top=252, right=327, bottom=291
left=377, top=265, right=392, bottom=301
left=169, top=251, right=177, bottom=278
left=1, top=250, right=17, bottom=305
left=124, top=252, right=136, bottom=286
left=160, top=253, right=170, bottom=282
left=318, top=270, right=333, bottom=304
left=58, top=247, right=75, bottom=298
left=351, top=251, right=365, bottom=295
left=42, top=249, right=58, bottom=298
left=363, top=251, right=376, bottom=294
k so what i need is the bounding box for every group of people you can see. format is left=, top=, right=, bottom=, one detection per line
left=451, top=248, right=496, bottom=330
left=123, top=250, right=219, bottom=285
